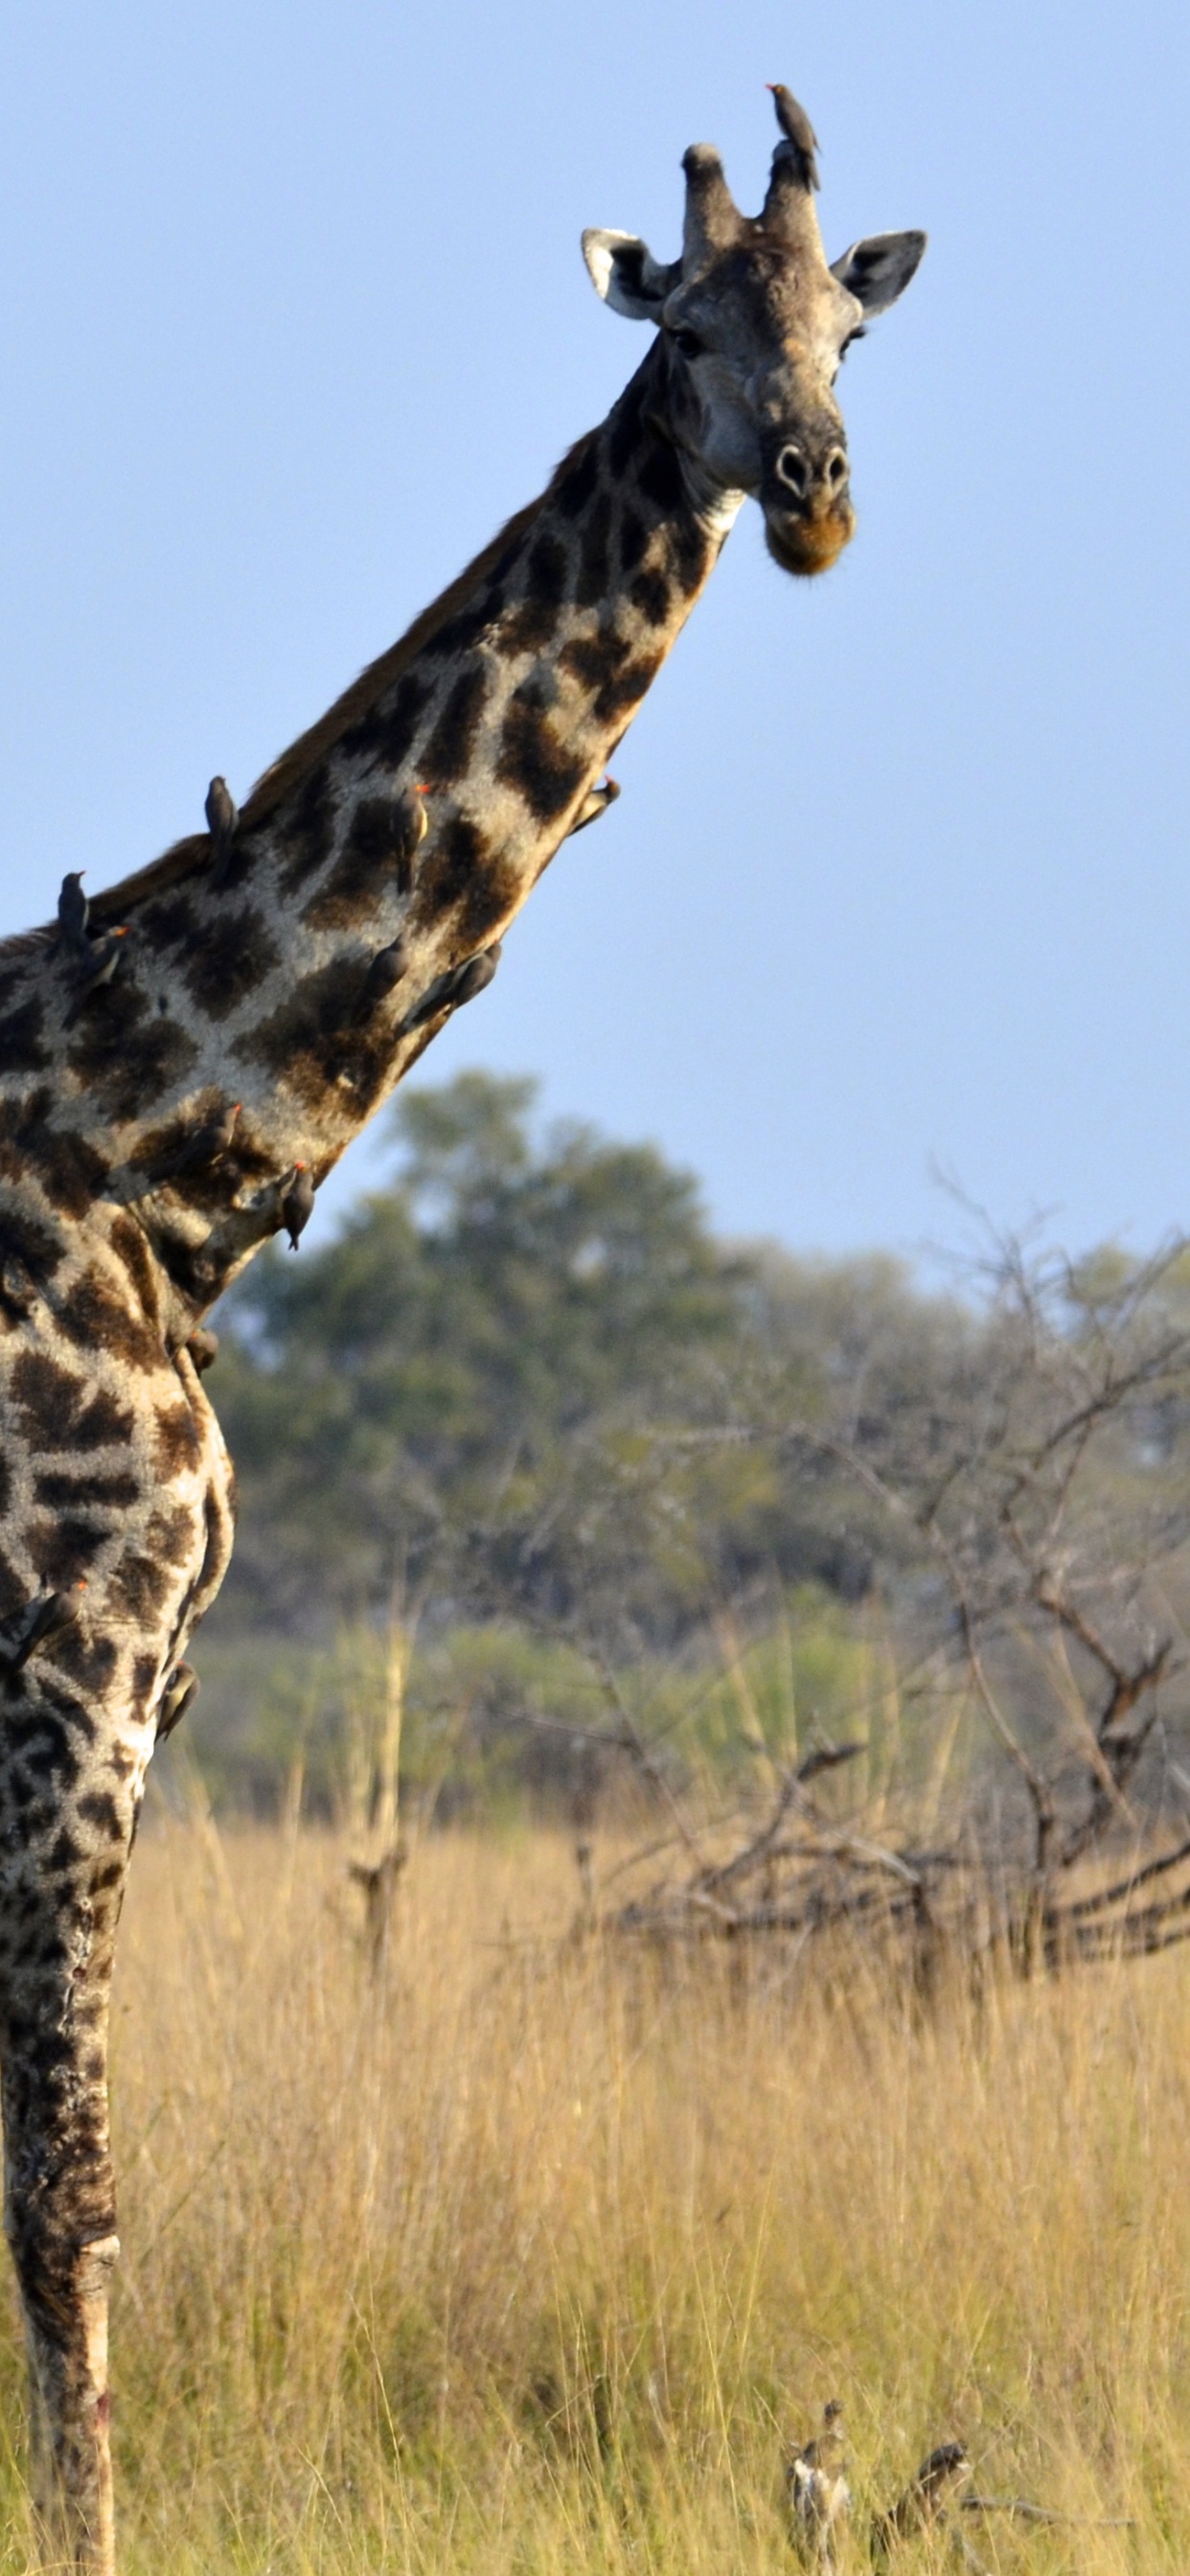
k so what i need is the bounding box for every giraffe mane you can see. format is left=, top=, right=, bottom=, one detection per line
left=1, top=426, right=600, bottom=955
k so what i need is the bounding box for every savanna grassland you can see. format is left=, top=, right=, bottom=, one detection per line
left=0, top=1815, right=1187, bottom=2572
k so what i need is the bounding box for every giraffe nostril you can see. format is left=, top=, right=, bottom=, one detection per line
left=775, top=444, right=811, bottom=499
left=824, top=447, right=850, bottom=494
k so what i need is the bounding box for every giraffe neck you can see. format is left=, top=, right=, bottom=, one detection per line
left=0, top=337, right=742, bottom=1337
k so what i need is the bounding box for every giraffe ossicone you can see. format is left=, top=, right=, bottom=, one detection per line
left=0, top=83, right=923, bottom=2569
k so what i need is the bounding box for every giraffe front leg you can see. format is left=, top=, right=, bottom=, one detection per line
left=0, top=1722, right=133, bottom=2574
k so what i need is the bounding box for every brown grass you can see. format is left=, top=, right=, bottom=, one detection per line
left=1, top=1812, right=1189, bottom=2569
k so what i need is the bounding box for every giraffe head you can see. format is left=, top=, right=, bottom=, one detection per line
left=583, top=86, right=925, bottom=577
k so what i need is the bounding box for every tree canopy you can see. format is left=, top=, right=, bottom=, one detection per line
left=215, top=1070, right=968, bottom=1642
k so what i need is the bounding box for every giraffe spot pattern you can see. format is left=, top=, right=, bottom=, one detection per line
left=0, top=1209, right=65, bottom=1289
left=339, top=670, right=433, bottom=771
left=501, top=534, right=570, bottom=656
left=617, top=506, right=648, bottom=573
left=420, top=664, right=490, bottom=786
left=554, top=440, right=601, bottom=519
left=606, top=371, right=648, bottom=477
left=415, top=815, right=492, bottom=923
left=0, top=1092, right=109, bottom=1218
left=28, top=1517, right=109, bottom=1586
left=629, top=565, right=673, bottom=627
left=107, top=1547, right=175, bottom=1622
left=179, top=904, right=283, bottom=1024
left=81, top=1019, right=198, bottom=1126
left=235, top=953, right=367, bottom=1088
left=153, top=1403, right=201, bottom=1478
left=137, top=890, right=201, bottom=956
left=302, top=796, right=417, bottom=932
left=0, top=1000, right=50, bottom=1076
left=419, top=591, right=506, bottom=661
left=32, top=1472, right=141, bottom=1512
left=42, top=1633, right=117, bottom=1700
left=10, top=1353, right=96, bottom=1451
left=57, top=1271, right=163, bottom=1374
left=575, top=493, right=613, bottom=607
left=277, top=768, right=337, bottom=896
left=495, top=697, right=589, bottom=825
left=108, top=1213, right=162, bottom=1325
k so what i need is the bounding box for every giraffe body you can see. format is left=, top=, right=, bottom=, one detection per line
left=0, top=87, right=923, bottom=2564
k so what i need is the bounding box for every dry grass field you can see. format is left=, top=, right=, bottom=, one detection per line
left=1, top=1810, right=1189, bottom=2570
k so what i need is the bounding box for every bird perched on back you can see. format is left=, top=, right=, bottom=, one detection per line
left=567, top=776, right=620, bottom=837
left=0, top=1586, right=82, bottom=1681
left=767, top=83, right=820, bottom=188
left=205, top=775, right=239, bottom=886
left=405, top=939, right=502, bottom=1030
left=870, top=2442, right=970, bottom=2559
left=391, top=783, right=428, bottom=891
left=64, top=927, right=128, bottom=1022
left=184, top=1328, right=219, bottom=1374
left=156, top=1663, right=198, bottom=1743
left=280, top=1162, right=316, bottom=1251
left=56, top=870, right=89, bottom=954
left=154, top=1100, right=240, bottom=1181
left=786, top=2401, right=850, bottom=2563
left=351, top=937, right=409, bottom=1024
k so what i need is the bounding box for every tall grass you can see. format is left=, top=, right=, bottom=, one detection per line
left=1, top=1813, right=1188, bottom=2569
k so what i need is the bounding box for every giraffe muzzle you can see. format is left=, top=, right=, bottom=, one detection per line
left=763, top=440, right=855, bottom=577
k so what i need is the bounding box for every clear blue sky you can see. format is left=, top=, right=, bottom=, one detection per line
left=1, top=1, right=1186, bottom=1264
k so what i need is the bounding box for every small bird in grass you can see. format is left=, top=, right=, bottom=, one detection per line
left=567, top=776, right=620, bottom=837
left=352, top=936, right=409, bottom=1023
left=64, top=927, right=128, bottom=1021
left=405, top=939, right=502, bottom=1030
left=155, top=1100, right=240, bottom=1181
left=767, top=83, right=820, bottom=189
left=0, top=1586, right=82, bottom=1679
left=185, top=1327, right=219, bottom=1374
left=205, top=775, right=239, bottom=886
left=157, top=1662, right=198, bottom=1742
left=56, top=870, right=89, bottom=953
left=870, top=2442, right=970, bottom=2559
left=280, top=1162, right=316, bottom=1250
left=786, top=2401, right=850, bottom=2563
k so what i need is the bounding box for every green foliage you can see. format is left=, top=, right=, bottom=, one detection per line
left=214, top=1071, right=964, bottom=1646
left=165, top=1589, right=879, bottom=1821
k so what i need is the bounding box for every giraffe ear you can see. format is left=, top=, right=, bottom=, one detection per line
left=582, top=229, right=677, bottom=321
left=830, top=230, right=927, bottom=317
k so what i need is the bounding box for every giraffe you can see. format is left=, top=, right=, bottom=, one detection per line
left=0, top=86, right=923, bottom=2568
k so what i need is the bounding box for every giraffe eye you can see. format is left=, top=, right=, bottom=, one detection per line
left=671, top=326, right=704, bottom=359
left=838, top=327, right=866, bottom=362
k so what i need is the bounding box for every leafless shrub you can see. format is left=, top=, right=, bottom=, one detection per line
left=559, top=1230, right=1190, bottom=1978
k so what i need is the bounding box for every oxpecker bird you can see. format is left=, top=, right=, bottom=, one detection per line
left=64, top=927, right=128, bottom=1022
left=352, top=937, right=408, bottom=1022
left=157, top=1664, right=199, bottom=1742
left=205, top=775, right=239, bottom=886
left=392, top=784, right=429, bottom=890
left=156, top=1101, right=241, bottom=1180
left=185, top=1328, right=219, bottom=1374
left=567, top=777, right=620, bottom=836
left=56, top=871, right=89, bottom=953
left=767, top=83, right=820, bottom=188
left=406, top=939, right=502, bottom=1030
left=280, top=1162, right=316, bottom=1251
left=0, top=1587, right=82, bottom=1680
